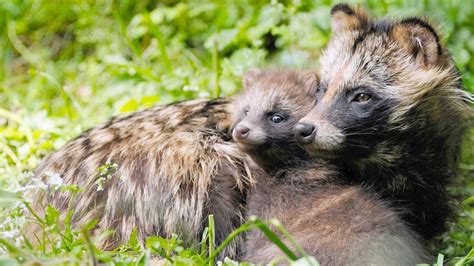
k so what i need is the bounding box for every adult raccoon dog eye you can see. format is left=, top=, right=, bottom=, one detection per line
left=352, top=93, right=372, bottom=103
left=270, top=114, right=285, bottom=123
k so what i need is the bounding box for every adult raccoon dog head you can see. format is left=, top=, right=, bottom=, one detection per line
left=294, top=3, right=472, bottom=239
left=232, top=69, right=319, bottom=173
left=295, top=4, right=471, bottom=161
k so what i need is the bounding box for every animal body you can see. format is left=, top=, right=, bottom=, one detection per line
left=232, top=69, right=430, bottom=265
left=295, top=3, right=473, bottom=240
left=31, top=98, right=252, bottom=258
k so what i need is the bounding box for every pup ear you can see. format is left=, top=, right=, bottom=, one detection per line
left=243, top=69, right=264, bottom=89
left=330, top=3, right=370, bottom=33
left=299, top=71, right=320, bottom=96
left=392, top=18, right=442, bottom=67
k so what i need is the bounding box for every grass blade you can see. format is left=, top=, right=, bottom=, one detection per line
left=81, top=228, right=97, bottom=266
left=208, top=215, right=215, bottom=266
left=437, top=253, right=444, bottom=266
left=270, top=219, right=317, bottom=265
left=0, top=238, right=34, bottom=262
left=252, top=217, right=298, bottom=261
left=454, top=248, right=474, bottom=266
left=200, top=227, right=209, bottom=256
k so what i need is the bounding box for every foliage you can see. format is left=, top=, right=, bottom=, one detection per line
left=0, top=0, right=472, bottom=265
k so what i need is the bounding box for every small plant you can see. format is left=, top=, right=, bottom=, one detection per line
left=95, top=160, right=120, bottom=191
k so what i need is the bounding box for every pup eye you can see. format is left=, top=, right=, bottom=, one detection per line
left=271, top=114, right=284, bottom=123
left=244, top=109, right=249, bottom=116
left=353, top=93, right=372, bottom=103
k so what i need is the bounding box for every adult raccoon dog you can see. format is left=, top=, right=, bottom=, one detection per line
left=232, top=69, right=429, bottom=265
left=294, top=4, right=473, bottom=240
left=31, top=98, right=252, bottom=258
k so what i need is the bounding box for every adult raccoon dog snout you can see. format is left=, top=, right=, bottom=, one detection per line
left=293, top=122, right=315, bottom=143
left=296, top=3, right=472, bottom=240
left=294, top=119, right=344, bottom=157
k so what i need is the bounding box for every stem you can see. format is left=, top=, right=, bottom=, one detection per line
left=7, top=20, right=42, bottom=69
left=82, top=228, right=97, bottom=266
left=150, top=22, right=172, bottom=72
left=208, top=215, right=215, bottom=266
left=23, top=201, right=46, bottom=225
left=212, top=39, right=220, bottom=98
left=206, top=221, right=253, bottom=264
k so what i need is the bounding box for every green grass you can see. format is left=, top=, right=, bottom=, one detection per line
left=0, top=0, right=473, bottom=265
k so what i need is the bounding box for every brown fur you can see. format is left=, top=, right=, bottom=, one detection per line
left=30, top=98, right=252, bottom=258
left=232, top=70, right=429, bottom=264
left=232, top=69, right=319, bottom=173
left=296, top=3, right=473, bottom=240
left=244, top=165, right=429, bottom=265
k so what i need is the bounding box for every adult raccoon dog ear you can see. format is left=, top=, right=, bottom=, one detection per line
left=330, top=3, right=370, bottom=32
left=393, top=18, right=442, bottom=67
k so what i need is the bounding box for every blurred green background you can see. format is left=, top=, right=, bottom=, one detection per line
left=0, top=0, right=472, bottom=263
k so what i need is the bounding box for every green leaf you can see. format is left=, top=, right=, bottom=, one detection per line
left=44, top=204, right=60, bottom=227
left=119, top=98, right=139, bottom=113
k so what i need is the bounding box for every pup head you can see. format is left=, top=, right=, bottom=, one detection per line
left=232, top=69, right=319, bottom=171
left=295, top=4, right=471, bottom=161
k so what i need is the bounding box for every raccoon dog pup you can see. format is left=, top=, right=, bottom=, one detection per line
left=295, top=4, right=473, bottom=240
left=31, top=98, right=252, bottom=258
left=232, top=69, right=429, bottom=265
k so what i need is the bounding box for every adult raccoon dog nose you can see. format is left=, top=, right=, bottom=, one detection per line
left=294, top=123, right=315, bottom=144
left=233, top=124, right=250, bottom=140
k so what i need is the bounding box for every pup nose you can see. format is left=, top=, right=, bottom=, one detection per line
left=294, top=123, right=316, bottom=144
left=234, top=125, right=250, bottom=140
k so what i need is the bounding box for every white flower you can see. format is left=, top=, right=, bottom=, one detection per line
left=47, top=173, right=64, bottom=186
left=198, top=91, right=210, bottom=98
left=183, top=85, right=198, bottom=92
left=1, top=229, right=18, bottom=239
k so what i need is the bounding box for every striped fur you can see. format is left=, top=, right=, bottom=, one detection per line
left=30, top=98, right=253, bottom=258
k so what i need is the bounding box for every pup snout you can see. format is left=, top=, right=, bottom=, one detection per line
left=233, top=124, right=250, bottom=140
